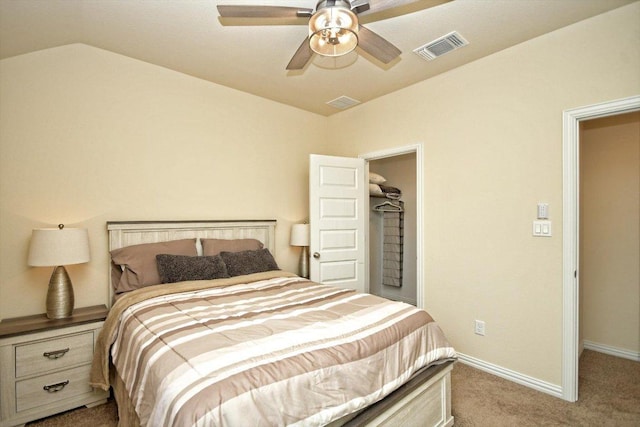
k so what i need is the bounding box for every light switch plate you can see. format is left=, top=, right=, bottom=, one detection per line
left=533, top=220, right=552, bottom=237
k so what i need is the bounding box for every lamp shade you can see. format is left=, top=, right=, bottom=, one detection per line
left=28, top=226, right=90, bottom=267
left=290, top=224, right=310, bottom=247
left=309, top=1, right=358, bottom=57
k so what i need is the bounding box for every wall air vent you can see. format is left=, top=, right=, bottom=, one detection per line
left=327, top=95, right=361, bottom=110
left=413, top=31, right=468, bottom=61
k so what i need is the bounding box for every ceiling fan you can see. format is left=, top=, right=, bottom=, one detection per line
left=217, top=0, right=441, bottom=70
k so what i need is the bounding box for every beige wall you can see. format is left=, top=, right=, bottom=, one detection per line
left=0, top=2, right=638, bottom=390
left=325, top=2, right=640, bottom=385
left=0, top=44, right=327, bottom=319
left=580, top=112, right=640, bottom=354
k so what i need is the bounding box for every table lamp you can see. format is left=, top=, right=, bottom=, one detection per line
left=27, top=224, right=90, bottom=319
left=290, top=223, right=310, bottom=279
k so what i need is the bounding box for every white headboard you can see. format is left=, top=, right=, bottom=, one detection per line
left=106, top=220, right=277, bottom=307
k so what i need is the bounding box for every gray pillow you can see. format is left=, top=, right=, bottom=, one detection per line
left=156, top=254, right=230, bottom=284
left=201, top=238, right=264, bottom=256
left=219, top=249, right=279, bottom=277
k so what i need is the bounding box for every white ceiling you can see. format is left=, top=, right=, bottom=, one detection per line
left=0, top=0, right=635, bottom=116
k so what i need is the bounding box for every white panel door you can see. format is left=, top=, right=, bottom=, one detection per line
left=309, top=154, right=367, bottom=293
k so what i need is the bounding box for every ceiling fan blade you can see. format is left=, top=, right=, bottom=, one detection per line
left=358, top=0, right=448, bottom=17
left=217, top=5, right=313, bottom=19
left=286, top=37, right=314, bottom=70
left=350, top=0, right=372, bottom=14
left=357, top=25, right=401, bottom=64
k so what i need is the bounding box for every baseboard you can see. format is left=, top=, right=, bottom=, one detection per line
left=583, top=340, right=640, bottom=362
left=456, top=353, right=563, bottom=399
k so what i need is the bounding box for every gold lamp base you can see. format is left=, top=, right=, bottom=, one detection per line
left=299, top=246, right=309, bottom=279
left=46, top=266, right=75, bottom=319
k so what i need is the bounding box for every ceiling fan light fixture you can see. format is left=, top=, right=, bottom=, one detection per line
left=309, top=1, right=358, bottom=57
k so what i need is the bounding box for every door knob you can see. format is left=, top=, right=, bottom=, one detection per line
left=313, top=252, right=320, bottom=259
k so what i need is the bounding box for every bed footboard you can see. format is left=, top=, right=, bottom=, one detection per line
left=343, top=361, right=454, bottom=427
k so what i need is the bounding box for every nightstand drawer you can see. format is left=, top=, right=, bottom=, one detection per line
left=15, top=364, right=93, bottom=412
left=15, top=331, right=94, bottom=378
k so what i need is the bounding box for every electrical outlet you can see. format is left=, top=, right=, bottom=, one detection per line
left=474, top=320, right=485, bottom=336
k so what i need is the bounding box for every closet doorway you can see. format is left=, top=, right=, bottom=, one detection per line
left=579, top=112, right=639, bottom=360
left=361, top=145, right=422, bottom=308
left=562, top=95, right=640, bottom=402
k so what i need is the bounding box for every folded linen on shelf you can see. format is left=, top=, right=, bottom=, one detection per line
left=370, top=183, right=402, bottom=199
left=379, top=184, right=402, bottom=200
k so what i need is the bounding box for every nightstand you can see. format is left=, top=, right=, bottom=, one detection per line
left=0, top=305, right=109, bottom=427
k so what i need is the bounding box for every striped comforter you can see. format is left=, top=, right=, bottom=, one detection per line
left=91, top=271, right=455, bottom=427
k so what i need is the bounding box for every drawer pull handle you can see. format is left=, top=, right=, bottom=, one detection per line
left=43, top=380, right=69, bottom=393
left=43, top=348, right=69, bottom=359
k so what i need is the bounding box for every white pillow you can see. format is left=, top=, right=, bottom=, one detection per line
left=369, top=183, right=384, bottom=196
left=369, top=172, right=386, bottom=184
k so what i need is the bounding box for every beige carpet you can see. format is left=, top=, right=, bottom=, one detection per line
left=27, top=350, right=639, bottom=426
left=452, top=350, right=640, bottom=426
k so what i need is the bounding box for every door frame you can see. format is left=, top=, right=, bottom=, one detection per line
left=562, top=95, right=640, bottom=402
left=360, top=144, right=424, bottom=309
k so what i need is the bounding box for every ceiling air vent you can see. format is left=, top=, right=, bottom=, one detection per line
left=413, top=31, right=468, bottom=61
left=327, top=95, right=361, bottom=110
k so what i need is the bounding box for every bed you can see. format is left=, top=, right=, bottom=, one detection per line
left=90, top=220, right=456, bottom=426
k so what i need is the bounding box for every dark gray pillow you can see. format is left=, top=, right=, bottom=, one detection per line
left=156, top=254, right=230, bottom=284
left=219, top=249, right=280, bottom=277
